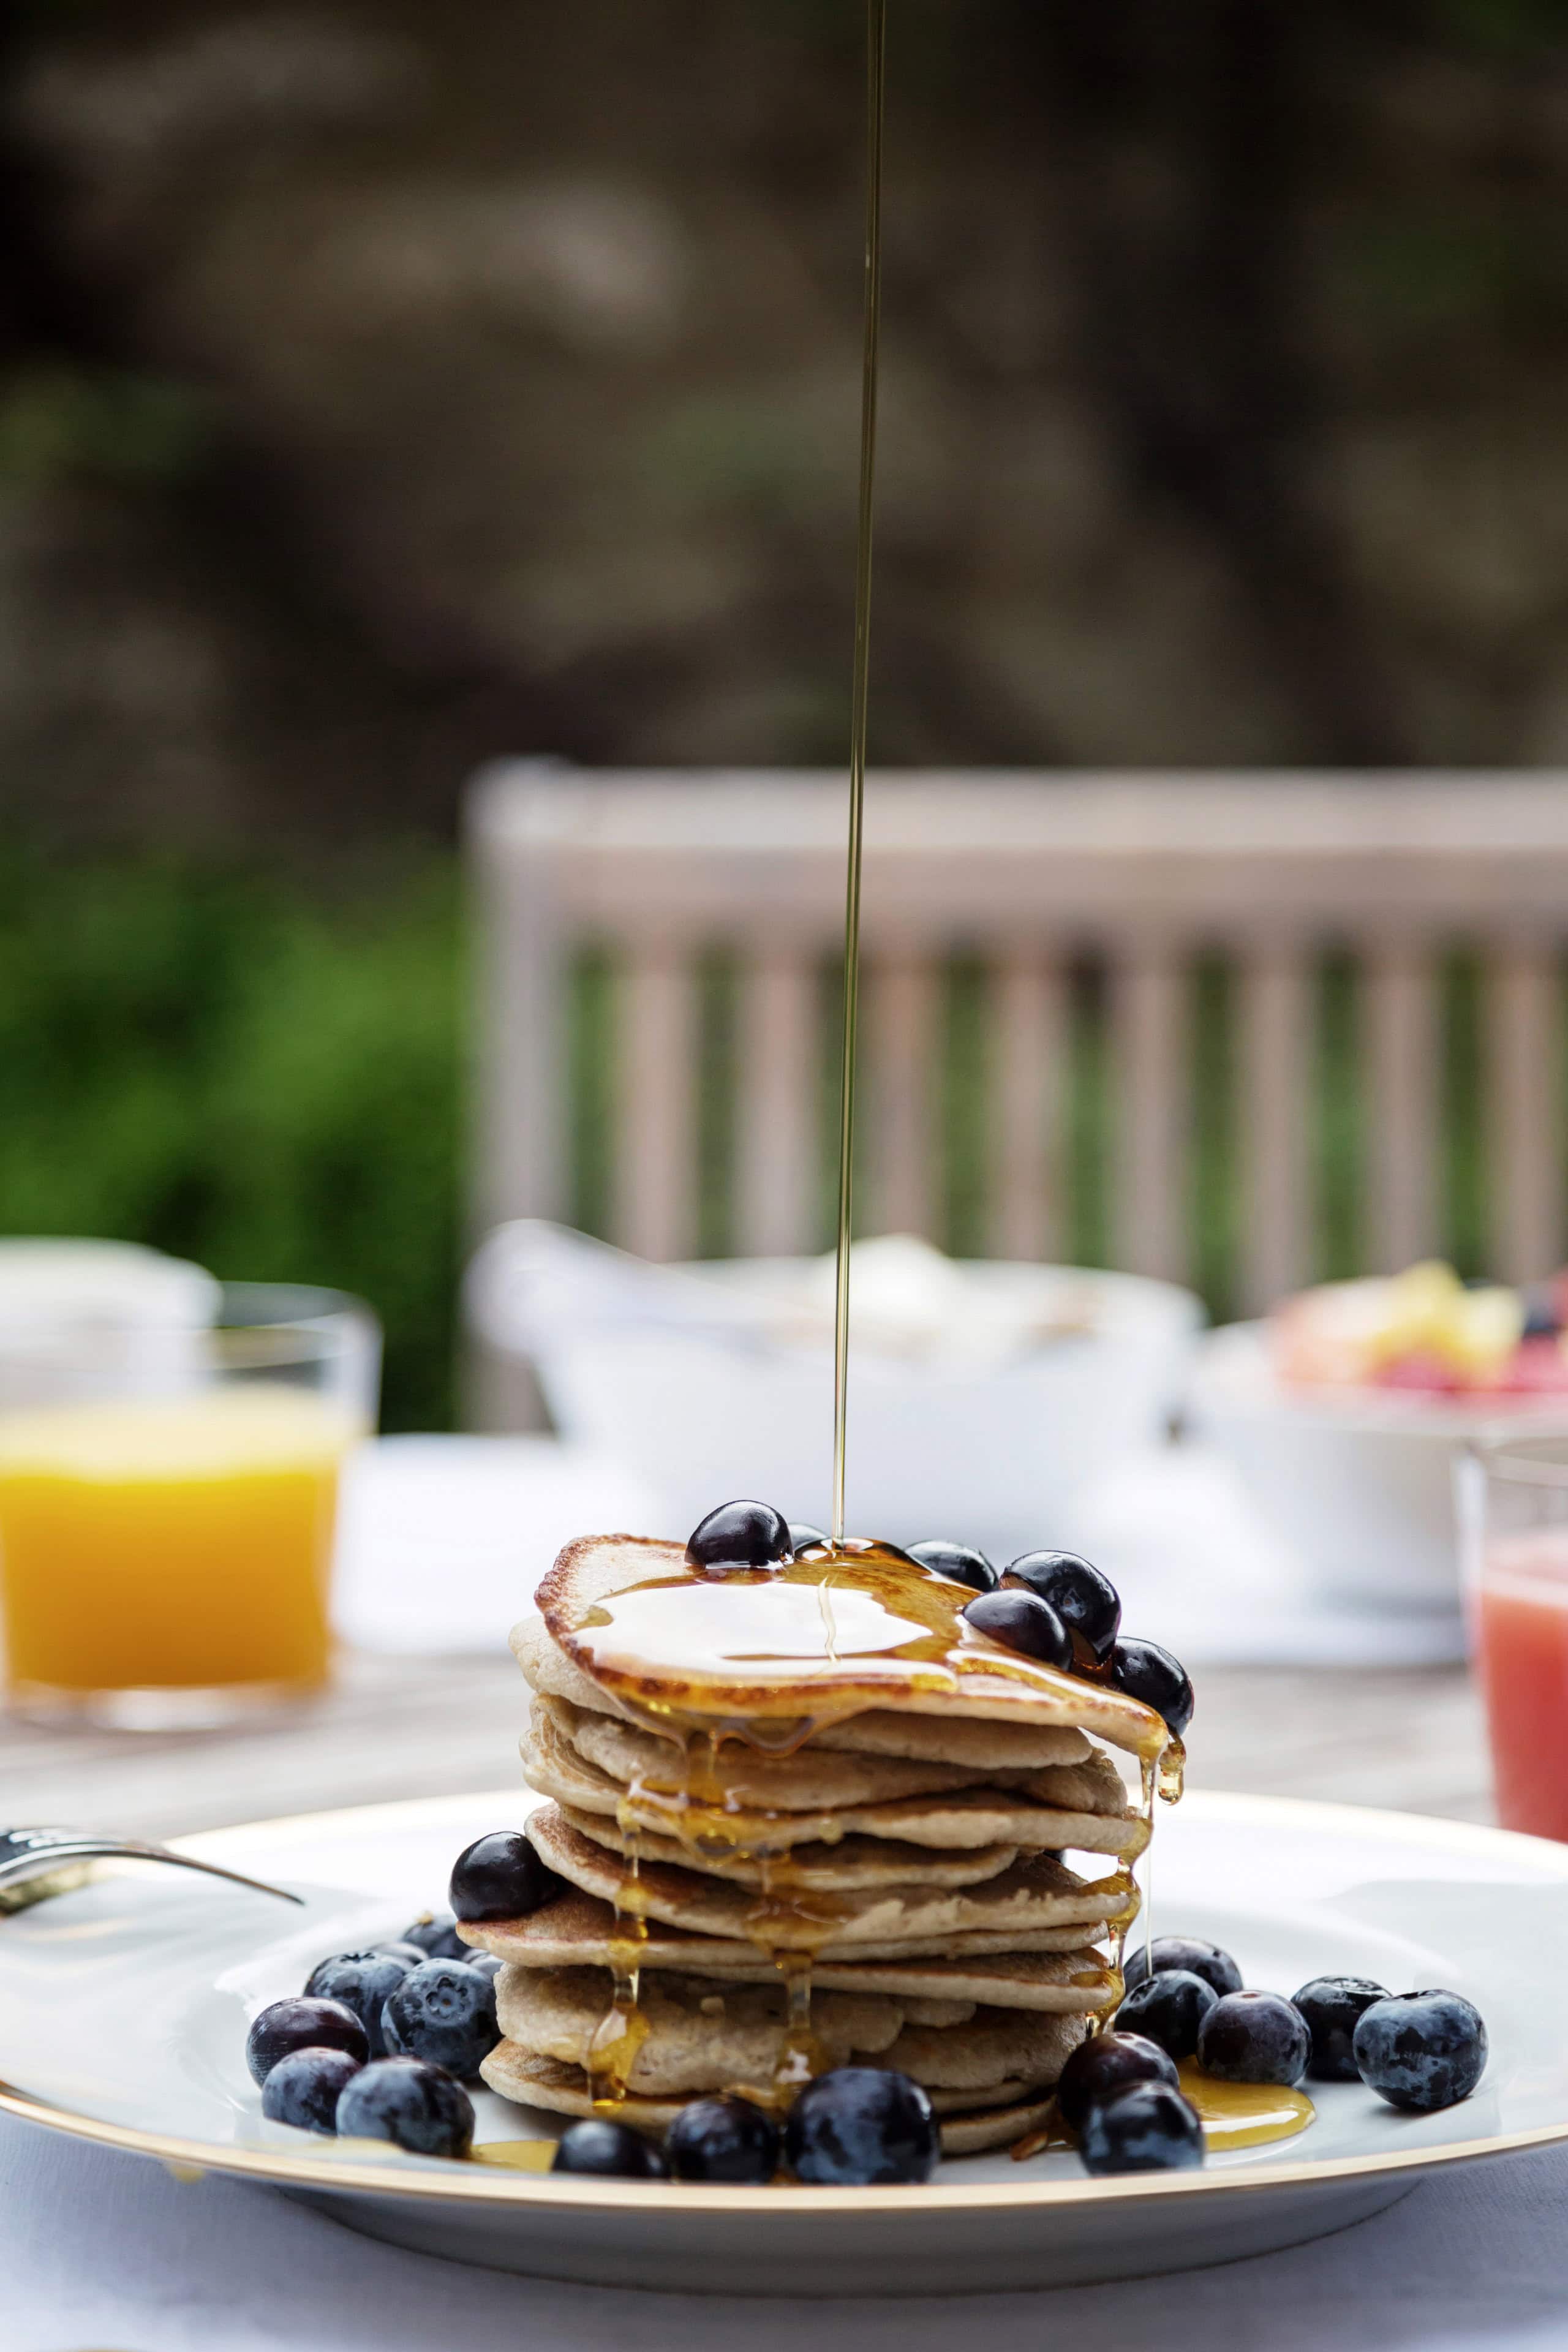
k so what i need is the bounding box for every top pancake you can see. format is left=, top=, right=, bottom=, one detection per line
left=529, top=1534, right=1165, bottom=1760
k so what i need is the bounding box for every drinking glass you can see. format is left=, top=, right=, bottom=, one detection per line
left=1456, top=1431, right=1568, bottom=1840
left=0, top=1283, right=379, bottom=1729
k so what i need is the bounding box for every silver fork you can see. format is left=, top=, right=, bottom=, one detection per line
left=1, top=1825, right=304, bottom=1912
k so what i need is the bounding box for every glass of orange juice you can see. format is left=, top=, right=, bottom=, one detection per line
left=0, top=1283, right=379, bottom=1728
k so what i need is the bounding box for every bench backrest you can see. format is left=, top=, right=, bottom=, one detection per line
left=469, top=768, right=1568, bottom=1309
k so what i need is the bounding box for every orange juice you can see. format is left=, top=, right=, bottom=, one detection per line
left=0, top=1390, right=360, bottom=1705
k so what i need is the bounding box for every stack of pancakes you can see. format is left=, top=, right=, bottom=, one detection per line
left=464, top=1535, right=1163, bottom=2154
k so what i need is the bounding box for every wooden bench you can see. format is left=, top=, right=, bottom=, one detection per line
left=468, top=769, right=1568, bottom=1311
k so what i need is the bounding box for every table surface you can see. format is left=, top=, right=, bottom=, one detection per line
left=2, top=1652, right=1494, bottom=1841
left=0, top=1652, right=1526, bottom=2352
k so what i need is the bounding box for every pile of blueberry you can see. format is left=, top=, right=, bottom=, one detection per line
left=244, top=1830, right=559, bottom=2157
left=554, top=2065, right=940, bottom=2186
left=687, top=1501, right=1194, bottom=1740
left=1065, top=1934, right=1489, bottom=2176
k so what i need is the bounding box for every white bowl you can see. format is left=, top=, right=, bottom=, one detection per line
left=1188, top=1321, right=1568, bottom=1613
left=467, top=1223, right=1202, bottom=1561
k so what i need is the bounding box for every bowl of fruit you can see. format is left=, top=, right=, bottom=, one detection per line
left=469, top=1222, right=1202, bottom=1565
left=1188, top=1262, right=1568, bottom=1613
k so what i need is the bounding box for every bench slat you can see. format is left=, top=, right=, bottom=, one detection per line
left=991, top=952, right=1068, bottom=1262
left=616, top=944, right=698, bottom=1262
left=867, top=954, right=940, bottom=1240
left=737, top=950, right=820, bottom=1257
left=1368, top=946, right=1440, bottom=1272
left=1488, top=946, right=1563, bottom=1286
left=1113, top=945, right=1188, bottom=1283
left=1239, top=949, right=1313, bottom=1311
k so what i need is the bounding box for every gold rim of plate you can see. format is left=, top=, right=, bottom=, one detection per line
left=2, top=1789, right=1562, bottom=2215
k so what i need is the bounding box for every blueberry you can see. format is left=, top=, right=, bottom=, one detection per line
left=783, top=2066, right=939, bottom=2185
left=246, top=1996, right=368, bottom=2086
left=377, top=1940, right=433, bottom=1969
left=336, top=2056, right=475, bottom=2157
left=1078, top=2081, right=1205, bottom=2176
left=303, top=1950, right=413, bottom=2059
left=961, top=1588, right=1072, bottom=1671
left=398, top=1912, right=469, bottom=1961
left=261, top=2046, right=363, bottom=2135
left=1110, top=1637, right=1195, bottom=1738
left=666, top=2094, right=781, bottom=2184
left=551, top=2118, right=669, bottom=2178
left=686, top=1499, right=791, bottom=1574
left=1196, top=1991, right=1311, bottom=2086
left=907, top=1539, right=997, bottom=1594
left=1292, top=1975, right=1391, bottom=2082
left=1117, top=1968, right=1218, bottom=2060
left=1353, top=1989, right=1488, bottom=2113
left=382, top=1959, right=499, bottom=2078
left=789, top=1522, right=829, bottom=1555
left=1055, top=2030, right=1178, bottom=2135
left=1123, top=1937, right=1242, bottom=2001
left=1001, top=1551, right=1120, bottom=1664
left=449, top=1831, right=563, bottom=1924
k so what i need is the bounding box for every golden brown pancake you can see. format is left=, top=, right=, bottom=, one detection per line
left=462, top=1898, right=1115, bottom=2009
left=461, top=1885, right=1125, bottom=1969
left=496, top=1964, right=1087, bottom=2097
left=480, top=2043, right=1061, bottom=2155
left=531, top=1535, right=1166, bottom=1760
left=526, top=1803, right=1135, bottom=1951
left=554, top=1800, right=1022, bottom=1890
left=526, top=1704, right=1145, bottom=1858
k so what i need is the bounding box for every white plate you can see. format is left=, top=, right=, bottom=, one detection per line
left=2, top=1789, right=1564, bottom=2296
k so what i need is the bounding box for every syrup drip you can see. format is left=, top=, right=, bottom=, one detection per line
left=828, top=0, right=886, bottom=1549
left=771, top=1947, right=829, bottom=2102
left=1009, top=2067, right=1315, bottom=2165
left=1175, top=2064, right=1314, bottom=2152
left=470, top=2139, right=557, bottom=2173
left=590, top=1813, right=650, bottom=2106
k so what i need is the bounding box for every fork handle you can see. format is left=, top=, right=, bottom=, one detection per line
left=0, top=1826, right=303, bottom=1905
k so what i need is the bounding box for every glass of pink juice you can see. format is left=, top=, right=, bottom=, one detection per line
left=1458, top=1434, right=1568, bottom=1841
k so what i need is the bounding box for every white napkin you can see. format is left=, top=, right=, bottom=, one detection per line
left=330, top=1434, right=662, bottom=1653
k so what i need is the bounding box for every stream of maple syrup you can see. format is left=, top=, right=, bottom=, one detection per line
left=581, top=0, right=881, bottom=2051
left=548, top=0, right=1274, bottom=2160
left=829, top=0, right=886, bottom=1553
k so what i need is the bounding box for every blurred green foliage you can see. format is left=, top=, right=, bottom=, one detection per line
left=0, top=368, right=214, bottom=492
left=0, top=848, right=461, bottom=1430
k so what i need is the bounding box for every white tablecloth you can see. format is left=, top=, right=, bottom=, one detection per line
left=6, top=2109, right=1567, bottom=2352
